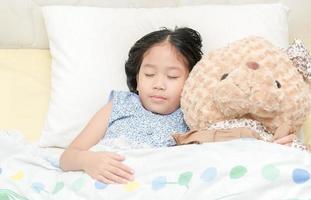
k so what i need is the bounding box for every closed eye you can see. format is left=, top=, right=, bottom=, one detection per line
left=145, top=74, right=155, bottom=77
left=168, top=76, right=179, bottom=79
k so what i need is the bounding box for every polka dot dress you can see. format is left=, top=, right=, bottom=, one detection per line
left=100, top=91, right=189, bottom=148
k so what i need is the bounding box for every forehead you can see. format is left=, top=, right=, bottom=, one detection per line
left=142, top=64, right=183, bottom=72
left=141, top=41, right=188, bottom=70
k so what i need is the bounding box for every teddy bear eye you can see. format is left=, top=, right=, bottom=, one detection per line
left=275, top=80, right=281, bottom=88
left=220, top=73, right=229, bottom=81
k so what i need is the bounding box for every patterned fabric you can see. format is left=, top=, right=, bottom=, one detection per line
left=287, top=39, right=311, bottom=80
left=204, top=119, right=309, bottom=151
left=100, top=91, right=188, bottom=148
left=206, top=119, right=273, bottom=142
left=2, top=138, right=311, bottom=199
left=292, top=137, right=311, bottom=151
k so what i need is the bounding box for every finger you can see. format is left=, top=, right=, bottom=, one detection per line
left=273, top=124, right=291, bottom=140
left=108, top=166, right=134, bottom=181
left=105, top=152, right=125, bottom=161
left=273, top=134, right=295, bottom=144
left=96, top=175, right=115, bottom=184
left=110, top=160, right=135, bottom=174
left=103, top=171, right=129, bottom=184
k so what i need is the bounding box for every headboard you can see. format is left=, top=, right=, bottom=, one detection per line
left=0, top=0, right=310, bottom=50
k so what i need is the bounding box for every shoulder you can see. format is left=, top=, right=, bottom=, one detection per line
left=108, top=90, right=138, bottom=102
left=108, top=90, right=140, bottom=114
left=107, top=90, right=140, bottom=124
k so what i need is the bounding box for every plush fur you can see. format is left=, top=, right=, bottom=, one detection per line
left=181, top=36, right=311, bottom=137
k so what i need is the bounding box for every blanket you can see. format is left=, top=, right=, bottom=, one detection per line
left=0, top=132, right=310, bottom=199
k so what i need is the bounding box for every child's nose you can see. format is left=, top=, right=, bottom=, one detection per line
left=153, top=76, right=166, bottom=90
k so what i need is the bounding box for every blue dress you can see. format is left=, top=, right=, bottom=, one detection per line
left=100, top=90, right=189, bottom=148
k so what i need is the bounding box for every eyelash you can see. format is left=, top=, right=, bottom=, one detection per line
left=144, top=74, right=179, bottom=79
left=145, top=74, right=154, bottom=77
left=168, top=76, right=179, bottom=79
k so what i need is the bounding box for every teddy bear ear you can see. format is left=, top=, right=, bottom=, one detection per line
left=286, top=39, right=311, bottom=80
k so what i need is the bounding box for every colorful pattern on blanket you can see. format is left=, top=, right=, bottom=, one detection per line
left=0, top=139, right=311, bottom=199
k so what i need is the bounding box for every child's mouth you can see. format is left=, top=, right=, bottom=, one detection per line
left=150, top=95, right=167, bottom=102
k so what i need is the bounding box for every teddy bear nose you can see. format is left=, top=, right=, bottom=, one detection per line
left=246, top=61, right=260, bottom=70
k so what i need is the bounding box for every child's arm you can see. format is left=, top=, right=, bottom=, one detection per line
left=60, top=101, right=134, bottom=184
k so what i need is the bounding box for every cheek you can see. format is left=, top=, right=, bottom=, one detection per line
left=137, top=76, right=150, bottom=92
left=178, top=79, right=187, bottom=95
left=136, top=73, right=143, bottom=91
left=169, top=80, right=185, bottom=95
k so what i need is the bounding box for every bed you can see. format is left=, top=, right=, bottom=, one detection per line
left=1, top=1, right=311, bottom=199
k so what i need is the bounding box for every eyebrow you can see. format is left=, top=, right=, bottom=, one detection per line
left=142, top=64, right=181, bottom=70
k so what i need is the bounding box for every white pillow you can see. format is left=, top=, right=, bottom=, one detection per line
left=40, top=4, right=289, bottom=148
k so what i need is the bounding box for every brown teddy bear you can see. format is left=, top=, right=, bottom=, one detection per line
left=173, top=36, right=311, bottom=151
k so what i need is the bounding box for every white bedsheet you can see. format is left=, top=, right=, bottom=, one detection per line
left=0, top=132, right=310, bottom=199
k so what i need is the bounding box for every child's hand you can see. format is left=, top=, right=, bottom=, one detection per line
left=273, top=133, right=296, bottom=146
left=273, top=124, right=295, bottom=146
left=83, top=151, right=134, bottom=184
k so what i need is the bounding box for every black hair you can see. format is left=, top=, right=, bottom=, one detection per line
left=125, top=27, right=203, bottom=94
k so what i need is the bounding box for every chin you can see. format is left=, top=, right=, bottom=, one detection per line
left=149, top=106, right=176, bottom=115
left=142, top=100, right=178, bottom=115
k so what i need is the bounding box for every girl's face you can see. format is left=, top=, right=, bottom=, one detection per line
left=136, top=41, right=189, bottom=115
